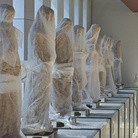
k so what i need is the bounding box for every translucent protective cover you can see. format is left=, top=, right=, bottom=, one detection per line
left=102, top=35, right=117, bottom=95
left=96, top=36, right=107, bottom=98
left=21, top=5, right=56, bottom=134
left=113, top=40, right=122, bottom=85
left=72, top=25, right=89, bottom=110
left=83, top=24, right=101, bottom=103
left=50, top=18, right=74, bottom=119
left=108, top=36, right=114, bottom=80
left=0, top=4, right=23, bottom=138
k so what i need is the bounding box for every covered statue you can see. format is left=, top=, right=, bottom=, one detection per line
left=113, top=40, right=122, bottom=86
left=72, top=25, right=88, bottom=110
left=83, top=24, right=101, bottom=103
left=96, top=36, right=107, bottom=98
left=50, top=18, right=74, bottom=119
left=21, top=5, right=56, bottom=134
left=102, top=35, right=117, bottom=95
left=108, top=36, right=114, bottom=80
left=0, top=4, right=23, bottom=138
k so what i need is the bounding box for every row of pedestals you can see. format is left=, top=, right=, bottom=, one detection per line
left=25, top=88, right=137, bottom=138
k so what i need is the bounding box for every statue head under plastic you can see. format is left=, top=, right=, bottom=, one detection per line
left=0, top=4, right=15, bottom=23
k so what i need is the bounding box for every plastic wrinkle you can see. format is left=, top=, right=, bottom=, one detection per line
left=51, top=65, right=74, bottom=118
left=102, top=35, right=117, bottom=95
left=108, top=36, right=114, bottom=80
left=0, top=74, right=20, bottom=94
left=83, top=24, right=101, bottom=103
left=96, top=36, right=106, bottom=96
left=113, top=40, right=122, bottom=85
left=72, top=52, right=88, bottom=109
left=50, top=18, right=74, bottom=121
left=0, top=4, right=23, bottom=138
left=21, top=5, right=56, bottom=134
left=72, top=25, right=88, bottom=110
left=21, top=60, right=35, bottom=81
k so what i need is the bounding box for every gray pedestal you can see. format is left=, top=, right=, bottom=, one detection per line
left=58, top=118, right=110, bottom=138
left=71, top=109, right=90, bottom=117
left=56, top=129, right=100, bottom=138
left=25, top=129, right=58, bottom=138
left=51, top=117, right=76, bottom=128
left=102, top=97, right=129, bottom=138
left=83, top=101, right=100, bottom=109
left=79, top=109, right=118, bottom=138
left=119, top=89, right=137, bottom=132
left=112, top=93, right=134, bottom=138
left=99, top=103, right=125, bottom=138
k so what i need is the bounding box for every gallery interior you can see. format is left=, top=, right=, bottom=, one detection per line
left=0, top=0, right=138, bottom=138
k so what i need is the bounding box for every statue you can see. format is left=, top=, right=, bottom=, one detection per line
left=0, top=4, right=23, bottom=138
left=102, top=35, right=117, bottom=95
left=96, top=36, right=107, bottom=98
left=21, top=5, right=56, bottom=134
left=83, top=24, right=101, bottom=103
left=72, top=25, right=89, bottom=110
left=108, top=36, right=114, bottom=80
left=50, top=18, right=74, bottom=119
left=113, top=40, right=122, bottom=86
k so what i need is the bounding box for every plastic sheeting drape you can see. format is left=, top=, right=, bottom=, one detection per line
left=50, top=18, right=74, bottom=118
left=0, top=4, right=23, bottom=138
left=102, top=35, right=117, bottom=95
left=72, top=25, right=88, bottom=110
left=96, top=36, right=107, bottom=98
left=83, top=24, right=101, bottom=103
left=21, top=6, right=56, bottom=134
left=108, top=36, right=114, bottom=80
left=113, top=40, right=122, bottom=85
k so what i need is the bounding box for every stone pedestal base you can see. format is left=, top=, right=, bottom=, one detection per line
left=51, top=117, right=76, bottom=128
left=25, top=129, right=58, bottom=138
left=71, top=109, right=90, bottom=117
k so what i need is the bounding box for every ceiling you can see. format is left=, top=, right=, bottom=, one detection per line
left=121, top=0, right=138, bottom=12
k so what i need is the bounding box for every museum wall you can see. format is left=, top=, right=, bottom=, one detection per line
left=93, top=0, right=138, bottom=87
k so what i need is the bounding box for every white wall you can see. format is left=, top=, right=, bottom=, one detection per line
left=93, top=0, right=138, bottom=87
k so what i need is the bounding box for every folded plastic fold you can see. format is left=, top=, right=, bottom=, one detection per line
left=102, top=35, right=117, bottom=95
left=52, top=64, right=74, bottom=116
left=84, top=24, right=101, bottom=103
left=72, top=25, right=88, bottom=110
left=108, top=36, right=115, bottom=80
left=96, top=36, right=107, bottom=97
left=113, top=40, right=122, bottom=85
left=50, top=18, right=74, bottom=119
left=21, top=6, right=56, bottom=134
left=0, top=4, right=23, bottom=138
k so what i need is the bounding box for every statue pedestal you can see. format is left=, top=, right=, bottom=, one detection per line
left=84, top=101, right=100, bottom=109
left=71, top=109, right=90, bottom=117
left=100, top=96, right=106, bottom=102
left=51, top=117, right=76, bottom=128
left=25, top=129, right=58, bottom=138
left=107, top=92, right=113, bottom=97
left=117, top=84, right=124, bottom=89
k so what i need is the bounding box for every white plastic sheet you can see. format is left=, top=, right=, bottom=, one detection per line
left=83, top=24, right=101, bottom=103
left=102, top=35, right=117, bottom=95
left=0, top=4, right=23, bottom=138
left=72, top=25, right=89, bottom=110
left=50, top=18, right=74, bottom=119
left=21, top=6, right=56, bottom=134
left=96, top=36, right=107, bottom=98
left=113, top=40, right=122, bottom=85
left=108, top=36, right=115, bottom=80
